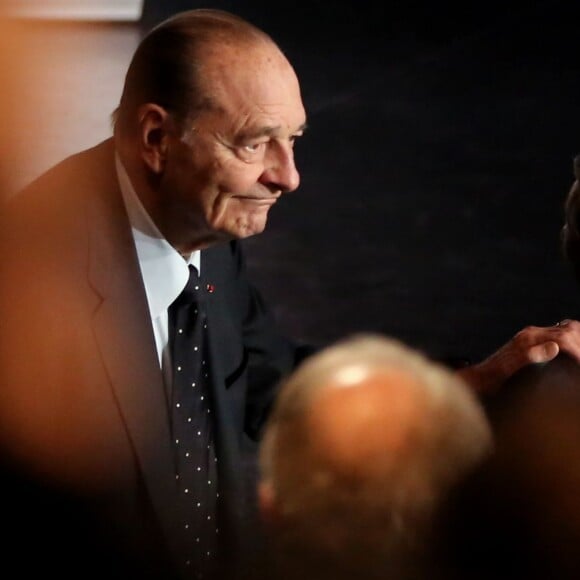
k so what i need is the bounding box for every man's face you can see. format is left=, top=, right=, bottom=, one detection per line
left=160, top=41, right=307, bottom=249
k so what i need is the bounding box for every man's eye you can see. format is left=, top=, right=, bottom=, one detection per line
left=236, top=142, right=267, bottom=162
left=242, top=142, right=265, bottom=154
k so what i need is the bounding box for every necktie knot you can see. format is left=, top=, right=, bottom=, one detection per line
left=173, top=265, right=201, bottom=308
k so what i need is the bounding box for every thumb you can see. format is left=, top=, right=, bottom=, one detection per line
left=527, top=341, right=559, bottom=363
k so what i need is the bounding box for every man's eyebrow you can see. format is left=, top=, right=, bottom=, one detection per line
left=237, top=122, right=308, bottom=141
left=296, top=122, right=308, bottom=134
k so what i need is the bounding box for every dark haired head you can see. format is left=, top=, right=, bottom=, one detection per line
left=561, top=154, right=580, bottom=282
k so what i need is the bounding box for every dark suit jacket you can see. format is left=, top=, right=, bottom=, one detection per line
left=0, top=139, right=299, bottom=579
left=484, top=352, right=580, bottom=429
left=433, top=354, right=580, bottom=580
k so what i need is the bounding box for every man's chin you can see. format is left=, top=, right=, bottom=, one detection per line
left=228, top=212, right=269, bottom=239
left=237, top=222, right=267, bottom=239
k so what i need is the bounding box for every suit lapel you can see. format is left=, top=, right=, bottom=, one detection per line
left=199, top=246, right=240, bottom=470
left=200, top=247, right=247, bottom=554
left=84, top=141, right=183, bottom=561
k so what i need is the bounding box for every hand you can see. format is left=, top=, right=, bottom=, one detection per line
left=457, top=319, right=580, bottom=395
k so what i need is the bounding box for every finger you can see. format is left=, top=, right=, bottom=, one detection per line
left=527, top=341, right=559, bottom=363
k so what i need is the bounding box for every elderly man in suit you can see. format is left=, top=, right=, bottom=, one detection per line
left=0, top=9, right=304, bottom=580
left=2, top=8, right=580, bottom=580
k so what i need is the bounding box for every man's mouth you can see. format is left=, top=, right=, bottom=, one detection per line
left=232, top=193, right=281, bottom=205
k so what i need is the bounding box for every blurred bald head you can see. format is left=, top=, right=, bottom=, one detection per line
left=307, top=367, right=433, bottom=482
left=258, top=334, right=492, bottom=579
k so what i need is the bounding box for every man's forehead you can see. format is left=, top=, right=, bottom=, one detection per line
left=198, top=79, right=306, bottom=135
left=192, top=97, right=306, bottom=137
left=201, top=39, right=300, bottom=96
left=189, top=39, right=305, bottom=134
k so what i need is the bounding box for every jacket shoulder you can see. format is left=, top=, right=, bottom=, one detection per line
left=5, top=139, right=116, bottom=231
left=11, top=139, right=114, bottom=206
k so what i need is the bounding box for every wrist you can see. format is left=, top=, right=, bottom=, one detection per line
left=456, top=361, right=502, bottom=396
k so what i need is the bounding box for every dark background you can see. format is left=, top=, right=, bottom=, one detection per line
left=9, top=0, right=580, bottom=363
left=143, top=0, right=580, bottom=363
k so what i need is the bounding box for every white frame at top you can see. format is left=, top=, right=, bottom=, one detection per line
left=2, top=0, right=145, bottom=21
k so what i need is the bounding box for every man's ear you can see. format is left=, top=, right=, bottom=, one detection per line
left=137, top=103, right=171, bottom=174
left=258, top=481, right=281, bottom=528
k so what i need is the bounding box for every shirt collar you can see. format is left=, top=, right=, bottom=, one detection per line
left=115, top=153, right=200, bottom=319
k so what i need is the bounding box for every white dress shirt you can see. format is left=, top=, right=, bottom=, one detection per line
left=115, top=153, right=200, bottom=387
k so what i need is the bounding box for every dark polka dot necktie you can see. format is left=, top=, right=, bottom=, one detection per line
left=168, top=265, right=219, bottom=579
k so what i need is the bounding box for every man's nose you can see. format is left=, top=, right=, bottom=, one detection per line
left=259, top=142, right=300, bottom=193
